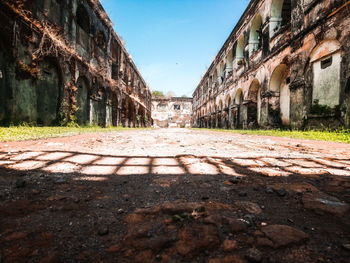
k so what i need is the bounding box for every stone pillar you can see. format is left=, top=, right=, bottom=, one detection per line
left=269, top=17, right=282, bottom=38
left=248, top=40, right=260, bottom=57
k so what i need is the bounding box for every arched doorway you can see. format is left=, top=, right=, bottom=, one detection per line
left=249, top=14, right=262, bottom=57
left=76, top=77, right=89, bottom=126
left=270, top=64, right=290, bottom=126
left=236, top=35, right=245, bottom=67
left=36, top=59, right=62, bottom=125
left=270, top=0, right=291, bottom=37
left=127, top=99, right=135, bottom=128
left=247, top=79, right=261, bottom=127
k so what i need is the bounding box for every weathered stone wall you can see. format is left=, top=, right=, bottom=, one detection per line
left=0, top=0, right=152, bottom=127
left=193, top=0, right=350, bottom=130
left=152, top=98, right=193, bottom=128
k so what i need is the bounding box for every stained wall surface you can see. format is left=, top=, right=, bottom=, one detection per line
left=192, top=0, right=350, bottom=130
left=152, top=98, right=193, bottom=128
left=0, top=0, right=152, bottom=127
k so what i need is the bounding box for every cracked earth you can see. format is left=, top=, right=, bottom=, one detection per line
left=0, top=128, right=349, bottom=262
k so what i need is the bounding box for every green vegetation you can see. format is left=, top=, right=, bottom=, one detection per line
left=0, top=126, right=151, bottom=142
left=152, top=90, right=165, bottom=98
left=194, top=128, right=350, bottom=144
left=310, top=100, right=341, bottom=116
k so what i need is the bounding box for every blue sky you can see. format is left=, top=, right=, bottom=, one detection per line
left=100, top=0, right=250, bottom=97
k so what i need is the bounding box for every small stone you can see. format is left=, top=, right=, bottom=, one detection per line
left=32, top=189, right=41, bottom=195
left=257, top=237, right=274, bottom=248
left=221, top=239, right=238, bottom=252
left=117, top=208, right=124, bottom=214
left=302, top=193, right=350, bottom=217
left=265, top=188, right=274, bottom=194
left=55, top=178, right=67, bottom=184
left=244, top=214, right=255, bottom=224
left=276, top=189, right=287, bottom=197
left=245, top=248, right=262, bottom=262
left=239, top=191, right=247, bottom=197
left=261, top=222, right=267, bottom=226
left=155, top=254, right=162, bottom=261
left=147, top=230, right=153, bottom=238
left=342, top=244, right=350, bottom=251
left=15, top=179, right=26, bottom=188
left=229, top=178, right=239, bottom=184
left=98, top=227, right=109, bottom=236
left=262, top=225, right=308, bottom=248
left=40, top=251, right=61, bottom=263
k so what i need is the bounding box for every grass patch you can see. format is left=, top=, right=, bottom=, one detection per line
left=193, top=128, right=350, bottom=144
left=0, top=126, right=152, bottom=142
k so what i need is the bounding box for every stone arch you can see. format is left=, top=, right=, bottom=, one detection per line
left=127, top=98, right=136, bottom=127
left=36, top=58, right=62, bottom=126
left=225, top=94, right=232, bottom=109
left=269, top=64, right=290, bottom=125
left=219, top=61, right=225, bottom=83
left=247, top=79, right=261, bottom=126
left=249, top=14, right=262, bottom=56
left=235, top=89, right=243, bottom=104
left=310, top=39, right=341, bottom=108
left=218, top=100, right=223, bottom=111
left=270, top=0, right=291, bottom=36
left=137, top=106, right=145, bottom=127
left=226, top=48, right=233, bottom=74
left=76, top=77, right=90, bottom=125
left=236, top=35, right=245, bottom=62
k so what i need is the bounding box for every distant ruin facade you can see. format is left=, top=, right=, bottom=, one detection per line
left=152, top=97, right=192, bottom=128
left=192, top=0, right=350, bottom=130
left=0, top=0, right=152, bottom=127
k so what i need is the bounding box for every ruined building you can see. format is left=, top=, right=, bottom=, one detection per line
left=192, top=0, right=350, bottom=130
left=0, top=0, right=152, bottom=127
left=152, top=97, right=192, bottom=128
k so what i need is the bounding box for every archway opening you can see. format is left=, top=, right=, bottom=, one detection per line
left=249, top=15, right=262, bottom=56
left=236, top=35, right=245, bottom=63
left=248, top=79, right=261, bottom=126
left=270, top=0, right=291, bottom=37
left=270, top=64, right=289, bottom=125
left=226, top=49, right=233, bottom=74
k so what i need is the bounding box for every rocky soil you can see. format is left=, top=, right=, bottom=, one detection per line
left=0, top=128, right=349, bottom=262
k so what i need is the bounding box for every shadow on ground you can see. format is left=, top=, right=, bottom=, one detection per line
left=0, top=150, right=349, bottom=262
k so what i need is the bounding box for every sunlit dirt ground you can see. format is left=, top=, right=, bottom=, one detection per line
left=0, top=128, right=349, bottom=262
